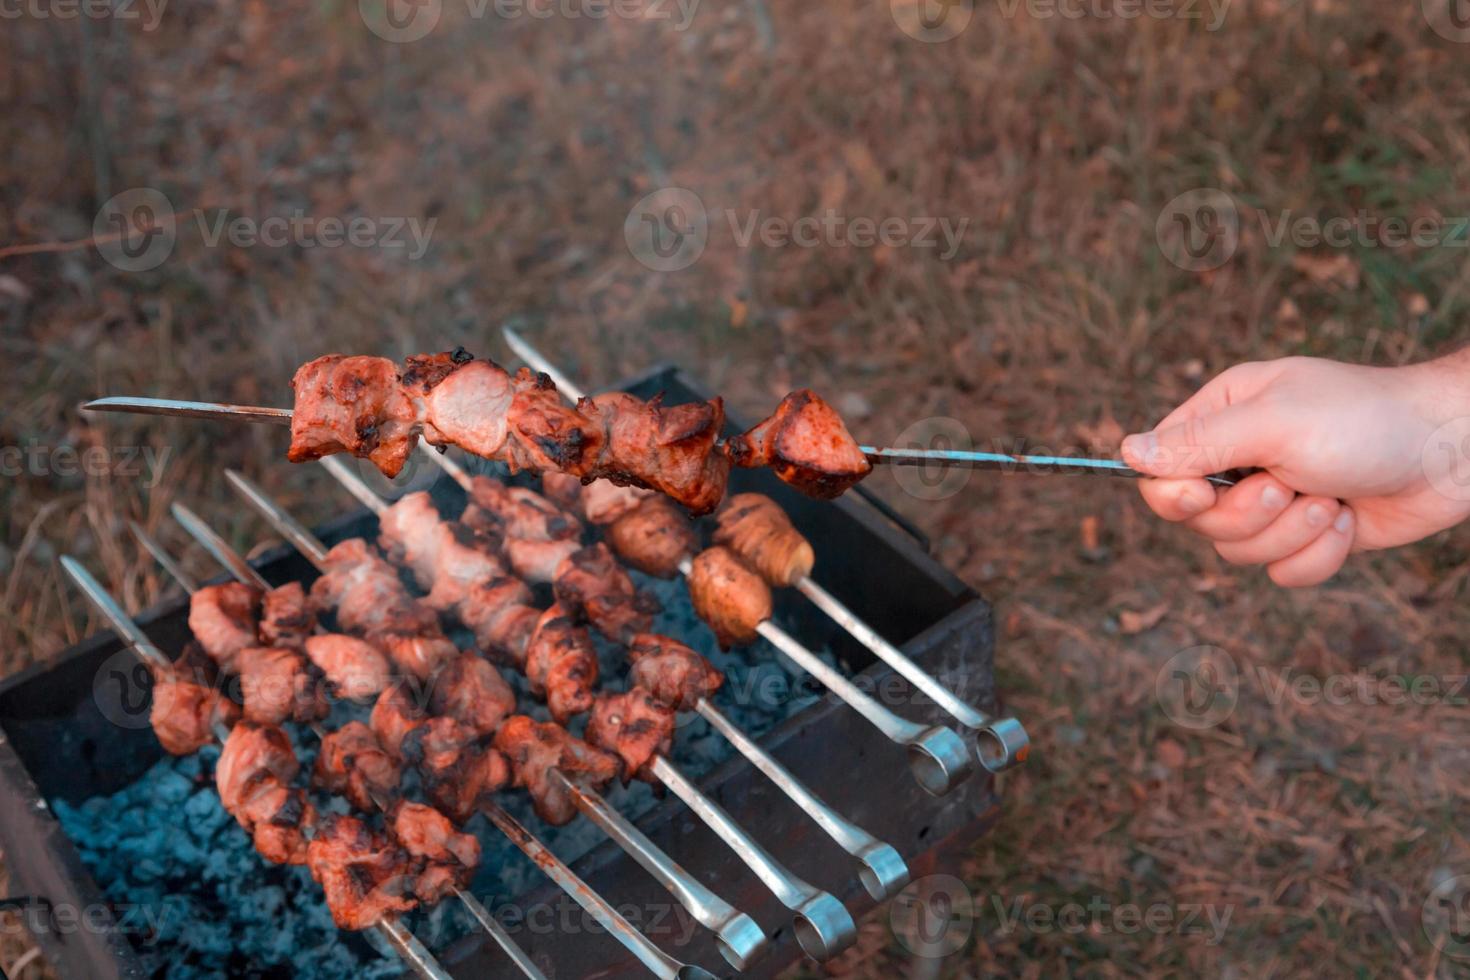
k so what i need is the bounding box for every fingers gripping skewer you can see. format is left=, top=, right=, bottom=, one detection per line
left=412, top=444, right=909, bottom=902
left=222, top=470, right=744, bottom=976
left=57, top=557, right=454, bottom=980
left=499, top=328, right=974, bottom=796
left=314, top=457, right=771, bottom=968
left=150, top=512, right=549, bottom=980
left=321, top=454, right=860, bottom=956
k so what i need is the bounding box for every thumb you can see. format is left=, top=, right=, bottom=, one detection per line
left=1121, top=400, right=1277, bottom=479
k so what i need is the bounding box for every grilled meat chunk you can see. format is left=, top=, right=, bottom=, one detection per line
left=552, top=543, right=659, bottom=640
left=289, top=355, right=420, bottom=478
left=585, top=690, right=675, bottom=784
left=712, top=493, right=815, bottom=587
left=524, top=604, right=599, bottom=723
left=688, top=546, right=773, bottom=648
left=457, top=578, right=540, bottom=661
left=604, top=497, right=698, bottom=579
left=578, top=391, right=730, bottom=516
left=315, top=721, right=402, bottom=813
left=627, top=633, right=725, bottom=711
left=574, top=478, right=652, bottom=525
left=235, top=646, right=328, bottom=725
left=259, top=582, right=315, bottom=649
left=376, top=492, right=448, bottom=590
left=493, top=715, right=619, bottom=826
left=370, top=681, right=429, bottom=759
left=188, top=582, right=262, bottom=672
left=371, top=631, right=456, bottom=681
left=309, top=539, right=441, bottom=639
left=402, top=717, right=510, bottom=824
left=306, top=813, right=417, bottom=929
left=391, top=802, right=480, bottom=901
left=463, top=476, right=581, bottom=542
left=504, top=536, right=581, bottom=585
left=216, top=722, right=315, bottom=865
left=150, top=647, right=240, bottom=755
left=304, top=633, right=392, bottom=700
left=429, top=653, right=516, bottom=737
left=725, top=389, right=871, bottom=499
left=418, top=358, right=517, bottom=460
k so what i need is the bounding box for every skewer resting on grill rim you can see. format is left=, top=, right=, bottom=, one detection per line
left=219, top=470, right=772, bottom=971
left=490, top=333, right=976, bottom=797
left=410, top=444, right=911, bottom=901
left=314, top=457, right=859, bottom=960
left=154, top=507, right=552, bottom=980
left=172, top=501, right=768, bottom=973
left=57, top=557, right=454, bottom=980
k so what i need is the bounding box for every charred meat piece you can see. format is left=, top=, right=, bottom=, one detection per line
left=259, top=582, right=315, bottom=649
left=524, top=604, right=599, bottom=723
left=188, top=582, right=262, bottom=673
left=538, top=470, right=584, bottom=510
left=309, top=539, right=441, bottom=639
left=574, top=478, right=652, bottom=525
left=150, top=652, right=240, bottom=755
left=712, top=493, right=815, bottom=587
left=552, top=542, right=659, bottom=640
left=235, top=646, right=328, bottom=725
left=579, top=391, right=731, bottom=516
left=430, top=653, right=516, bottom=737
left=391, top=802, right=480, bottom=901
left=371, top=631, right=456, bottom=681
left=724, top=389, right=871, bottom=499
left=688, top=547, right=773, bottom=648
left=288, top=355, right=420, bottom=478
left=585, top=689, right=675, bottom=784
left=304, top=634, right=392, bottom=700
left=306, top=813, right=417, bottom=930
left=504, top=536, right=581, bottom=585
left=418, top=357, right=516, bottom=461
left=216, top=722, right=316, bottom=865
left=493, top=715, right=619, bottom=826
left=463, top=476, right=581, bottom=542
left=402, top=717, right=510, bottom=824
left=315, top=721, right=402, bottom=813
left=370, top=681, right=429, bottom=759
left=605, top=497, right=698, bottom=579
left=376, top=492, right=447, bottom=589
left=457, top=578, right=540, bottom=662
left=501, top=369, right=608, bottom=478
left=424, top=523, right=508, bottom=613
left=627, top=633, right=725, bottom=711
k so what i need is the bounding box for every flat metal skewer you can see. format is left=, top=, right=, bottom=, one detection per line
left=81, top=392, right=1239, bottom=485
left=57, top=557, right=453, bottom=980
left=416, top=443, right=909, bottom=901
left=223, top=469, right=733, bottom=977
left=315, top=455, right=769, bottom=970
left=499, top=329, right=974, bottom=797
left=152, top=513, right=548, bottom=980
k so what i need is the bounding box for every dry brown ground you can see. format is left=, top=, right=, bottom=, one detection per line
left=3, top=1, right=1470, bottom=976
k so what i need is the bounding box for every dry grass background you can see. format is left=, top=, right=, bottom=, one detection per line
left=3, top=0, right=1470, bottom=976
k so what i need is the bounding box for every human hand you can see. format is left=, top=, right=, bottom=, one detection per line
left=1121, top=353, right=1470, bottom=587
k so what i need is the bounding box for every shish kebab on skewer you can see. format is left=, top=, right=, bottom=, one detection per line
left=212, top=475, right=773, bottom=970
left=148, top=512, right=726, bottom=980
left=57, top=558, right=454, bottom=980
left=393, top=443, right=971, bottom=797
left=497, top=330, right=1030, bottom=773
left=155, top=518, right=733, bottom=980
left=319, top=454, right=908, bottom=907
left=241, top=467, right=857, bottom=964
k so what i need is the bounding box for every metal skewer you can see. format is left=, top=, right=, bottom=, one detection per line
left=498, top=329, right=974, bottom=797
left=417, top=442, right=909, bottom=901
left=144, top=513, right=549, bottom=980
left=222, top=469, right=740, bottom=976
left=80, top=392, right=1240, bottom=485
left=311, top=457, right=769, bottom=970
left=58, top=557, right=454, bottom=980
left=321, top=453, right=861, bottom=956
